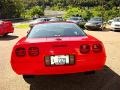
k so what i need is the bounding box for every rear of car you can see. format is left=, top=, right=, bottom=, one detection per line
left=111, top=17, right=120, bottom=31
left=66, top=17, right=84, bottom=25
left=85, top=17, right=103, bottom=30
left=0, top=20, right=14, bottom=36
left=49, top=17, right=63, bottom=22
left=11, top=22, right=106, bottom=75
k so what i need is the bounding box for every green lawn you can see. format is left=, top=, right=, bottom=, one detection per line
left=15, top=23, right=29, bottom=29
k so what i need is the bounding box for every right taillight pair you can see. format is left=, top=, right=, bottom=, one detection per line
left=15, top=47, right=39, bottom=57
left=80, top=44, right=102, bottom=54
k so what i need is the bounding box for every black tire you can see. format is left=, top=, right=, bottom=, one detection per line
left=23, top=75, right=35, bottom=84
left=23, top=75, right=34, bottom=78
left=84, top=71, right=95, bottom=75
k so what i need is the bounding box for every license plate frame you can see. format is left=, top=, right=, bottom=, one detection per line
left=50, top=55, right=70, bottom=65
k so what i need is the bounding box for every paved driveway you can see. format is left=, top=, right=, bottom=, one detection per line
left=0, top=28, right=120, bottom=90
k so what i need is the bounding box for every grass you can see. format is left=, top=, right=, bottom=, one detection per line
left=15, top=23, right=29, bottom=29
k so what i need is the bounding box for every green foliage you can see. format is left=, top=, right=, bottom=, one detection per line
left=29, top=6, right=44, bottom=16
left=21, top=6, right=44, bottom=19
left=15, top=23, right=29, bottom=29
left=81, top=10, right=93, bottom=20
left=63, top=7, right=81, bottom=19
left=51, top=5, right=65, bottom=11
left=0, top=0, right=119, bottom=19
left=63, top=6, right=120, bottom=21
left=21, top=10, right=31, bottom=19
left=104, top=7, right=120, bottom=21
left=0, top=0, right=24, bottom=18
left=63, top=7, right=93, bottom=20
left=92, top=6, right=104, bottom=17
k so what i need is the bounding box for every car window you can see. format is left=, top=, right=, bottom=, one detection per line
left=27, top=23, right=86, bottom=38
left=69, top=17, right=79, bottom=20
left=114, top=18, right=120, bottom=22
left=90, top=17, right=102, bottom=21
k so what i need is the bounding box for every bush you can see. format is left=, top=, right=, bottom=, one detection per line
left=21, top=6, right=44, bottom=19
left=51, top=5, right=66, bottom=11
left=91, top=6, right=120, bottom=21
left=63, top=7, right=93, bottom=20
left=64, top=6, right=120, bottom=21
left=104, top=7, right=120, bottom=20
left=92, top=6, right=104, bottom=17
left=63, top=7, right=81, bottom=19
left=29, top=6, right=44, bottom=16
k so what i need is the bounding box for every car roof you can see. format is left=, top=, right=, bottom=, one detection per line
left=33, top=21, right=74, bottom=26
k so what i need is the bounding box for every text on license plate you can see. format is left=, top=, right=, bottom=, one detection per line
left=50, top=55, right=69, bottom=65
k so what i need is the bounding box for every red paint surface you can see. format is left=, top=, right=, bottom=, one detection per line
left=11, top=22, right=106, bottom=75
left=0, top=21, right=14, bottom=36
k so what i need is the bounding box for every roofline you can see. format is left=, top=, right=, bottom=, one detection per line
left=33, top=21, right=74, bottom=26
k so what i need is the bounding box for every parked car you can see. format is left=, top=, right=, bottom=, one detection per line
left=111, top=17, right=120, bottom=31
left=85, top=17, right=103, bottom=30
left=29, top=18, right=50, bottom=28
left=66, top=17, right=85, bottom=25
left=108, top=19, right=114, bottom=25
left=49, top=17, right=64, bottom=22
left=11, top=22, right=106, bottom=78
left=0, top=20, right=14, bottom=36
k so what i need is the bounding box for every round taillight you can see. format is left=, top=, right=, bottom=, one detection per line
left=28, top=47, right=39, bottom=56
left=80, top=44, right=90, bottom=54
left=15, top=47, right=26, bottom=57
left=92, top=44, right=102, bottom=53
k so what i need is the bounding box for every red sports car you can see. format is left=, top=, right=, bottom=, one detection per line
left=11, top=22, right=106, bottom=77
left=0, top=20, right=14, bottom=36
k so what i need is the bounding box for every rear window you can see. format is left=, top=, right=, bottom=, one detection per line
left=69, top=17, right=81, bottom=20
left=27, top=23, right=86, bottom=38
left=90, top=17, right=102, bottom=21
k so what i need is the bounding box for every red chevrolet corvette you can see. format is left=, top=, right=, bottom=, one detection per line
left=0, top=20, right=14, bottom=36
left=11, top=22, right=106, bottom=77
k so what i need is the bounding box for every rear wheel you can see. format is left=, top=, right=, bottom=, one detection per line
left=23, top=75, right=35, bottom=84
left=23, top=75, right=34, bottom=78
left=3, top=33, right=8, bottom=37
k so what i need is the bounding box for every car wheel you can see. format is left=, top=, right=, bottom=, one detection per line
left=23, top=75, right=34, bottom=78
left=23, top=75, right=35, bottom=84
left=3, top=33, right=8, bottom=37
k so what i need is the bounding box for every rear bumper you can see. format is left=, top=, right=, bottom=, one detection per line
left=85, top=25, right=101, bottom=30
left=11, top=59, right=106, bottom=75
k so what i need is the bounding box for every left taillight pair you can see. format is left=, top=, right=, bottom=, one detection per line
left=15, top=47, right=39, bottom=57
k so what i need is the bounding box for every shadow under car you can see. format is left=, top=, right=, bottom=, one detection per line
left=0, top=35, right=18, bottom=41
left=23, top=66, right=120, bottom=90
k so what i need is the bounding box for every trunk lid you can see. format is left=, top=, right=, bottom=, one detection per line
left=17, top=35, right=100, bottom=56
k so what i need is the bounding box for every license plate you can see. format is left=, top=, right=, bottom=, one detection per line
left=50, top=55, right=69, bottom=65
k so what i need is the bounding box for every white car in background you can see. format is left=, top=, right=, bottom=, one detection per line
left=49, top=17, right=64, bottom=21
left=111, top=17, right=120, bottom=31
left=108, top=19, right=114, bottom=25
left=29, top=18, right=50, bottom=28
